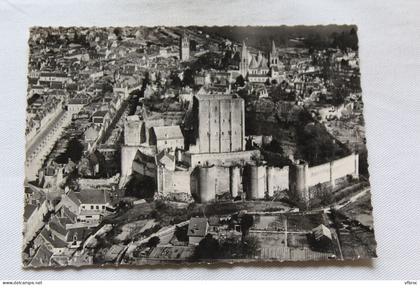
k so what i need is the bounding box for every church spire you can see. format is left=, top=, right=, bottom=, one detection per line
left=241, top=41, right=247, bottom=55
left=239, top=41, right=249, bottom=77
left=271, top=40, right=276, bottom=55
left=269, top=40, right=278, bottom=68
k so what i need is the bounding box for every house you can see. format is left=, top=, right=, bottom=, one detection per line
left=23, top=197, right=51, bottom=247
left=156, top=150, right=176, bottom=171
left=187, top=217, right=209, bottom=245
left=60, top=189, right=113, bottom=225
left=149, top=125, right=184, bottom=152
left=23, top=204, right=38, bottom=234
left=66, top=227, right=93, bottom=249
left=132, top=149, right=157, bottom=178
left=312, top=224, right=333, bottom=248
left=76, top=189, right=112, bottom=224
left=28, top=244, right=53, bottom=268
left=39, top=71, right=69, bottom=83
left=92, top=110, right=108, bottom=125
left=33, top=227, right=68, bottom=255
left=194, top=72, right=211, bottom=86
left=68, top=98, right=88, bottom=114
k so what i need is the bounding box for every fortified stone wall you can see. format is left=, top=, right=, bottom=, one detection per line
left=291, top=153, right=359, bottom=203
left=195, top=163, right=290, bottom=203
left=267, top=166, right=289, bottom=196
left=307, top=162, right=331, bottom=187
left=124, top=117, right=142, bottom=146
left=120, top=146, right=139, bottom=177
left=331, top=154, right=359, bottom=181
left=157, top=167, right=192, bottom=195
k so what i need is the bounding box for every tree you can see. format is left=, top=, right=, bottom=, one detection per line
left=174, top=225, right=188, bottom=242
left=147, top=236, right=160, bottom=248
left=265, top=139, right=283, bottom=154
left=221, top=50, right=232, bottom=69
left=193, top=233, right=220, bottom=260
left=169, top=71, right=182, bottom=88
left=182, top=68, right=195, bottom=87
left=315, top=183, right=333, bottom=206
left=270, top=84, right=294, bottom=102
left=141, top=71, right=150, bottom=91
left=241, top=236, right=260, bottom=258
left=113, top=27, right=123, bottom=41
left=155, top=72, right=163, bottom=88
left=296, top=122, right=346, bottom=166
left=240, top=214, right=254, bottom=240
left=235, top=75, right=245, bottom=87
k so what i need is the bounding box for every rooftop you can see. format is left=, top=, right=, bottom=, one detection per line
left=67, top=189, right=111, bottom=205
left=152, top=125, right=183, bottom=140
left=194, top=93, right=240, bottom=101
left=187, top=217, right=208, bottom=237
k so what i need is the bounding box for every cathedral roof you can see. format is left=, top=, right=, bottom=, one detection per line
left=259, top=56, right=269, bottom=69
left=256, top=51, right=263, bottom=65
left=249, top=55, right=259, bottom=69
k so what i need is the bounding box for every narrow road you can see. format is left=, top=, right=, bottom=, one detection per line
left=26, top=109, right=66, bottom=157
left=335, top=187, right=370, bottom=210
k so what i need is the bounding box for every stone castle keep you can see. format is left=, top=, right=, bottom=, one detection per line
left=192, top=94, right=245, bottom=154
left=121, top=92, right=359, bottom=204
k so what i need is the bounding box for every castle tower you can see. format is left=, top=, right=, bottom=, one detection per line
left=239, top=41, right=249, bottom=77
left=269, top=40, right=279, bottom=67
left=192, top=94, right=245, bottom=154
left=180, top=34, right=190, bottom=62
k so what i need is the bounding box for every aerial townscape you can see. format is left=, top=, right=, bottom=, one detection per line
left=23, top=25, right=376, bottom=267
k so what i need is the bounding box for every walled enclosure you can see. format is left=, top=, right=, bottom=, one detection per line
left=290, top=153, right=359, bottom=203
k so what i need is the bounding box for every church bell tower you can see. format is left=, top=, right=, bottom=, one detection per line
left=239, top=41, right=249, bottom=77
left=180, top=34, right=190, bottom=62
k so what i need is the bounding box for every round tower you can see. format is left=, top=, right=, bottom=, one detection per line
left=245, top=164, right=266, bottom=200
left=230, top=166, right=241, bottom=198
left=198, top=166, right=216, bottom=203
left=290, top=160, right=309, bottom=203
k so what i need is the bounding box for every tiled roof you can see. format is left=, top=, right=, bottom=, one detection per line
left=76, top=189, right=110, bottom=205
left=152, top=125, right=183, bottom=140
left=29, top=244, right=53, bottom=267
left=187, top=217, right=208, bottom=237
left=312, top=224, right=332, bottom=240
left=23, top=204, right=38, bottom=221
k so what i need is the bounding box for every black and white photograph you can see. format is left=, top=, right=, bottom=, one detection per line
left=23, top=25, right=378, bottom=267
left=1, top=0, right=420, bottom=282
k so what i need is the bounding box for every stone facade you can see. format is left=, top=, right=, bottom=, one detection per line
left=192, top=94, right=245, bottom=154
